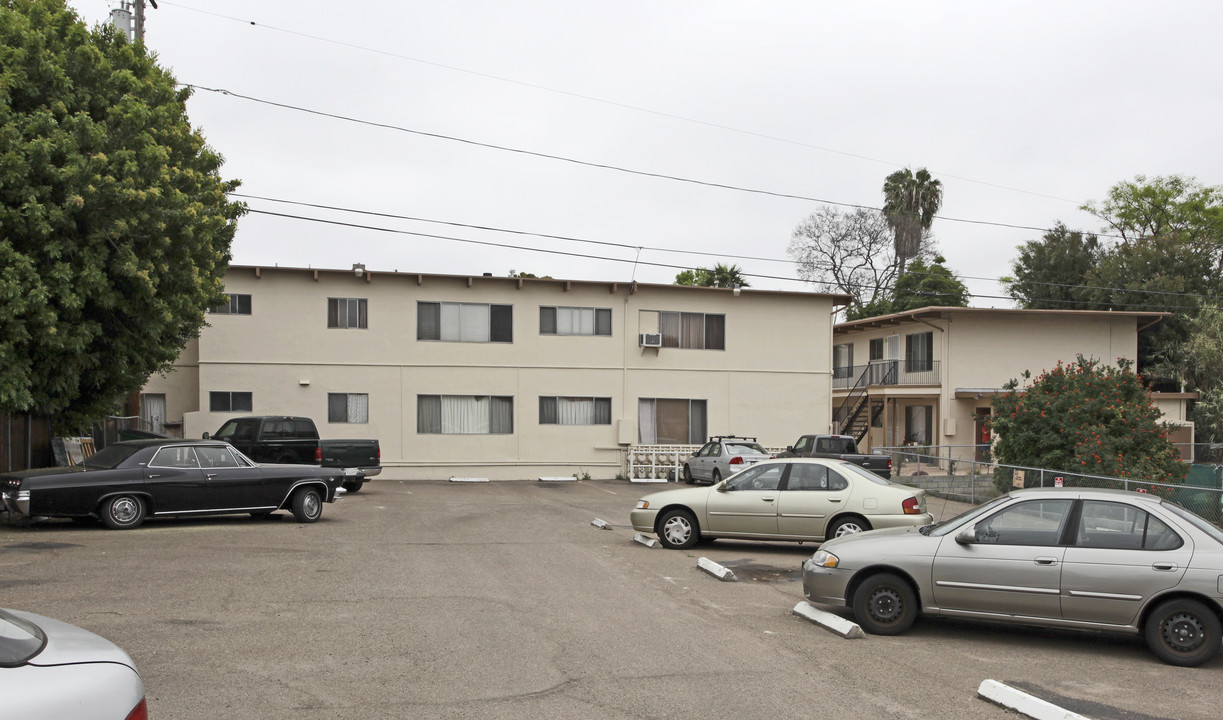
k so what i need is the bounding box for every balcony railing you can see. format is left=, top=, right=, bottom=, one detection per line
left=833, top=360, right=940, bottom=389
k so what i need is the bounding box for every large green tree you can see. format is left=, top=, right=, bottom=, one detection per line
left=0, top=0, right=244, bottom=429
left=990, top=356, right=1186, bottom=485
left=882, top=167, right=942, bottom=273
left=1001, top=223, right=1101, bottom=309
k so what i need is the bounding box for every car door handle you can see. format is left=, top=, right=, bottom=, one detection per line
left=147, top=474, right=160, bottom=479
left=761, top=497, right=775, bottom=502
left=206, top=473, right=217, bottom=479
left=829, top=498, right=842, bottom=503
left=1152, top=562, right=1178, bottom=571
left=1034, top=557, right=1058, bottom=566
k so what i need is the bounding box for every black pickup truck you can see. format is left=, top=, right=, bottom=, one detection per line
left=206, top=416, right=380, bottom=491
left=776, top=434, right=892, bottom=479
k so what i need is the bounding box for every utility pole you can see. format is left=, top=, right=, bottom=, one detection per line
left=110, top=0, right=157, bottom=42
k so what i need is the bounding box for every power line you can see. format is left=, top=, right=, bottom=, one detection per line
left=158, top=1, right=1078, bottom=205
left=235, top=193, right=1223, bottom=305
left=188, top=84, right=1110, bottom=240
left=242, top=206, right=1217, bottom=312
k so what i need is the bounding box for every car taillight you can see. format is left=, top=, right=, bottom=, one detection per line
left=315, top=446, right=323, bottom=462
left=887, top=458, right=893, bottom=469
left=902, top=496, right=921, bottom=514
left=729, top=456, right=743, bottom=465
left=125, top=697, right=148, bottom=720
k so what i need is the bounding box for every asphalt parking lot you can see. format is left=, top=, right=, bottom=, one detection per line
left=2, top=479, right=1217, bottom=719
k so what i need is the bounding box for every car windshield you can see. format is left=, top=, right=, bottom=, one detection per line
left=0, top=610, right=47, bottom=667
left=1160, top=500, right=1223, bottom=545
left=81, top=443, right=141, bottom=470
left=726, top=443, right=767, bottom=455
left=831, top=460, right=892, bottom=486
left=926, top=494, right=1014, bottom=536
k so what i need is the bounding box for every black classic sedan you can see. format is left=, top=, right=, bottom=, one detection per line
left=1, top=439, right=344, bottom=529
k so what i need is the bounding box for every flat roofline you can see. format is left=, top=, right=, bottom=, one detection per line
left=226, top=264, right=853, bottom=305
left=835, top=305, right=1170, bottom=332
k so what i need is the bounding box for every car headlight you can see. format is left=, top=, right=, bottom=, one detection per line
left=635, top=500, right=649, bottom=510
left=810, top=550, right=839, bottom=568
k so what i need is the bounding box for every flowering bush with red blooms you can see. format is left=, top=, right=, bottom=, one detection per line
left=990, top=355, right=1187, bottom=486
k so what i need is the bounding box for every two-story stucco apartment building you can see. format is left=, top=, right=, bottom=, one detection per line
left=139, top=265, right=851, bottom=479
left=831, top=306, right=1196, bottom=462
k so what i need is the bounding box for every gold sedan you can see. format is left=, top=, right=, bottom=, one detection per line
left=630, top=458, right=931, bottom=549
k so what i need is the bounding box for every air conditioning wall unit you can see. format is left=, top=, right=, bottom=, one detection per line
left=639, top=333, right=663, bottom=348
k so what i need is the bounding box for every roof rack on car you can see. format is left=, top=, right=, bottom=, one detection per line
left=709, top=435, right=757, bottom=442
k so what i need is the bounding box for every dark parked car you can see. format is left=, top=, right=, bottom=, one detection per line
left=207, top=416, right=380, bottom=492
left=1, top=439, right=343, bottom=529
left=776, top=434, right=892, bottom=478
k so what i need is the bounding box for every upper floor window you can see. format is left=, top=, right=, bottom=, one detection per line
left=540, top=307, right=612, bottom=336
left=210, top=293, right=251, bottom=315
left=833, top=343, right=854, bottom=378
left=329, top=298, right=368, bottom=329
left=209, top=391, right=252, bottom=413
left=417, top=395, right=513, bottom=434
left=906, top=331, right=932, bottom=372
left=639, top=311, right=725, bottom=350
left=539, top=397, right=612, bottom=425
left=869, top=337, right=885, bottom=361
left=417, top=302, right=512, bottom=343
left=329, top=393, right=370, bottom=423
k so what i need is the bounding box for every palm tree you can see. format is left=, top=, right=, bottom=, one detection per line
left=674, top=263, right=750, bottom=288
left=882, top=168, right=943, bottom=273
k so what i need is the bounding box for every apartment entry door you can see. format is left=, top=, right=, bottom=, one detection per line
left=975, top=407, right=992, bottom=461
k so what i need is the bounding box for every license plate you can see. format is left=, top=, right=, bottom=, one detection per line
left=343, top=468, right=360, bottom=476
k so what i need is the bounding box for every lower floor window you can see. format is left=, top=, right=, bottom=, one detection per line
left=638, top=398, right=706, bottom=444
left=539, top=397, right=612, bottom=425
left=418, top=395, right=513, bottom=434
left=329, top=393, right=369, bottom=423
left=210, top=391, right=252, bottom=413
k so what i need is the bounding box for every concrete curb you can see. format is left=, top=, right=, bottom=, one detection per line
left=633, top=533, right=659, bottom=548
left=449, top=477, right=489, bottom=483
left=977, top=680, right=1089, bottom=720
left=539, top=476, right=575, bottom=482
left=697, top=557, right=737, bottom=581
left=590, top=518, right=613, bottom=530
left=791, top=601, right=864, bottom=639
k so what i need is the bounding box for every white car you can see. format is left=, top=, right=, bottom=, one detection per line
left=0, top=608, right=147, bottom=719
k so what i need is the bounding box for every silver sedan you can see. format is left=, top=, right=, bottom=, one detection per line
left=632, top=458, right=931, bottom=549
left=802, top=487, right=1223, bottom=666
left=0, top=608, right=146, bottom=719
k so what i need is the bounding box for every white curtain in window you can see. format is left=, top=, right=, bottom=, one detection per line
left=681, top=313, right=705, bottom=349
left=443, top=396, right=488, bottom=433
left=348, top=394, right=369, bottom=423
left=558, top=398, right=594, bottom=425
left=490, top=397, right=513, bottom=433
left=638, top=399, right=657, bottom=444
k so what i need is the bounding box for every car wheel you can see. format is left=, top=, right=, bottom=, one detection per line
left=682, top=465, right=695, bottom=484
left=711, top=469, right=722, bottom=485
left=657, top=509, right=699, bottom=549
left=100, top=495, right=146, bottom=530
left=342, top=478, right=365, bottom=492
left=291, top=487, right=324, bottom=523
left=827, top=515, right=872, bottom=539
left=1144, top=598, right=1222, bottom=666
left=853, top=573, right=918, bottom=635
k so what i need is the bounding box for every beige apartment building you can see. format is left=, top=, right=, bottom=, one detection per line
left=831, top=307, right=1196, bottom=463
left=140, top=265, right=850, bottom=479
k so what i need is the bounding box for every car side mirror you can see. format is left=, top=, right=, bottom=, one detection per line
left=202, top=432, right=210, bottom=440
left=786, top=446, right=794, bottom=453
left=717, top=481, right=730, bottom=492
left=955, top=527, right=976, bottom=545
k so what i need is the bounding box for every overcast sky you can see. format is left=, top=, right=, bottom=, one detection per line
left=67, top=1, right=1223, bottom=303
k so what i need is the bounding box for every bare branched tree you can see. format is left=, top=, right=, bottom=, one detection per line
left=788, top=207, right=902, bottom=307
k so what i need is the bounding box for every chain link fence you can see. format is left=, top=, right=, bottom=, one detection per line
left=877, top=445, right=1223, bottom=526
